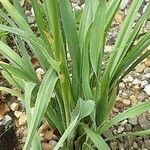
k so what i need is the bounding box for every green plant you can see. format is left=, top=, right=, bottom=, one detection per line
left=0, top=0, right=150, bottom=149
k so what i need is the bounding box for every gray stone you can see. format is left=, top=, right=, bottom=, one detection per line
left=138, top=116, right=150, bottom=129
left=128, top=117, right=138, bottom=126
left=125, top=123, right=132, bottom=131
left=103, top=129, right=113, bottom=139
left=27, top=16, right=35, bottom=24
left=110, top=142, right=118, bottom=150
left=144, top=139, right=150, bottom=150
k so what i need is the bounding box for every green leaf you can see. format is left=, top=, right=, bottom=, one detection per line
left=24, top=82, right=42, bottom=150
left=23, top=69, right=58, bottom=149
left=59, top=0, right=81, bottom=100
left=54, top=99, right=95, bottom=150
left=83, top=125, right=110, bottom=150
left=98, top=101, right=150, bottom=134
left=90, top=0, right=106, bottom=76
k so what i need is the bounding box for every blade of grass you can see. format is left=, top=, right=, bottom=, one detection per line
left=23, top=69, right=58, bottom=149
left=24, top=82, right=42, bottom=150
left=83, top=125, right=110, bottom=150
left=59, top=0, right=81, bottom=100
left=98, top=101, right=150, bottom=134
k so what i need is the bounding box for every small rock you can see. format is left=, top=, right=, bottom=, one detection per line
left=122, top=75, right=134, bottom=83
left=141, top=80, right=149, bottom=89
left=120, top=0, right=130, bottom=10
left=14, top=111, right=23, bottom=118
left=42, top=143, right=53, bottom=150
left=113, top=107, right=119, bottom=113
left=36, top=68, right=45, bottom=81
left=119, top=82, right=125, bottom=89
left=110, top=142, right=118, bottom=150
left=133, top=141, right=138, bottom=149
left=43, top=130, right=57, bottom=141
left=138, top=116, right=150, bottom=129
left=144, top=139, right=150, bottom=149
left=145, top=60, right=150, bottom=67
left=122, top=99, right=131, bottom=106
left=18, top=115, right=27, bottom=126
left=49, top=140, right=57, bottom=147
left=103, top=129, right=113, bottom=139
left=144, top=84, right=150, bottom=96
left=135, top=64, right=145, bottom=73
left=39, top=122, right=49, bottom=134
left=129, top=95, right=137, bottom=106
left=132, top=85, right=140, bottom=92
left=133, top=79, right=141, bottom=85
left=104, top=45, right=112, bottom=53
left=125, top=123, right=132, bottom=131
left=144, top=68, right=150, bottom=73
left=144, top=73, right=150, bottom=79
left=10, top=103, right=19, bottom=111
left=121, top=120, right=128, bottom=126
left=145, top=21, right=150, bottom=30
left=118, top=126, right=124, bottom=133
left=128, top=117, right=138, bottom=126
left=27, top=16, right=35, bottom=24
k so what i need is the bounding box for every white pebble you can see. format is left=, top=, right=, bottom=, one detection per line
left=10, top=103, right=19, bottom=112
left=144, top=85, right=150, bottom=96
left=132, top=79, right=141, bottom=85
left=140, top=80, right=149, bottom=88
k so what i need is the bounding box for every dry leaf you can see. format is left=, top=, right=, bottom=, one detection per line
left=0, top=100, right=10, bottom=120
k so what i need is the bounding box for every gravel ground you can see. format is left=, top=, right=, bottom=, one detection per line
left=0, top=0, right=150, bottom=149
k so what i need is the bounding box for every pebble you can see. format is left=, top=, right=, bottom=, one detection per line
left=41, top=143, right=53, bottom=150
left=122, top=99, right=131, bottom=106
left=104, top=45, right=112, bottom=53
left=43, top=130, right=56, bottom=141
left=18, top=115, right=27, bottom=126
left=145, top=21, right=150, bottom=30
left=122, top=75, right=134, bottom=83
left=36, top=68, right=45, bottom=81
left=132, top=85, right=140, bottom=92
left=125, top=123, right=132, bottom=131
left=144, top=139, right=150, bottom=149
left=135, top=64, right=145, bottom=73
left=141, top=80, right=149, bottom=89
left=49, top=140, right=57, bottom=147
left=144, top=68, right=150, bottom=73
left=144, top=84, right=150, bottom=96
left=10, top=103, right=19, bottom=112
left=133, top=141, right=138, bottom=149
left=133, top=79, right=141, bottom=85
left=145, top=60, right=150, bottom=67
left=129, top=95, right=137, bottom=106
left=144, top=73, right=150, bottom=79
left=110, top=142, right=118, bottom=150
left=118, top=125, right=124, bottom=133
left=138, top=115, right=150, bottom=129
left=119, top=82, right=125, bottom=89
left=103, top=129, right=113, bottom=139
left=27, top=16, right=35, bottom=24
left=120, top=0, right=130, bottom=10
left=128, top=117, right=138, bottom=126
left=39, top=122, right=49, bottom=134
left=14, top=111, right=23, bottom=118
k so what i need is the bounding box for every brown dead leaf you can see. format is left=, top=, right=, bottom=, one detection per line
left=0, top=100, right=10, bottom=120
